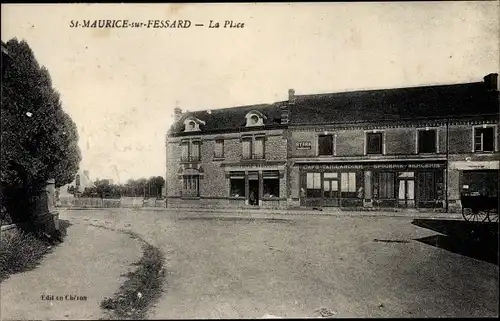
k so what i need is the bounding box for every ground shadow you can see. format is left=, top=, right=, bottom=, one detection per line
left=412, top=219, right=498, bottom=265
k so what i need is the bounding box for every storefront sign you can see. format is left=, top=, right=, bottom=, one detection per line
left=300, top=162, right=445, bottom=170
left=449, top=161, right=499, bottom=170
left=296, top=141, right=312, bottom=150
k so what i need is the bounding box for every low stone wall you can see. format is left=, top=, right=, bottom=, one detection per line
left=57, top=197, right=166, bottom=208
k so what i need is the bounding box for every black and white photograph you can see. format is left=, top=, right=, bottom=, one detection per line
left=1, top=2, right=499, bottom=319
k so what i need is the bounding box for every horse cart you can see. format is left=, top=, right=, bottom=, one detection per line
left=461, top=193, right=498, bottom=223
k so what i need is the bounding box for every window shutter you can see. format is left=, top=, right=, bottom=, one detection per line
left=254, top=138, right=264, bottom=159
left=242, top=139, right=251, bottom=159
left=181, top=143, right=189, bottom=161
left=192, top=142, right=200, bottom=160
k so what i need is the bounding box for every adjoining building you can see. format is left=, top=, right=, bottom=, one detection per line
left=166, top=103, right=289, bottom=209
left=166, top=73, right=499, bottom=212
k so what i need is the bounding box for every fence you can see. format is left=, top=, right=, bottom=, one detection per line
left=57, top=196, right=166, bottom=208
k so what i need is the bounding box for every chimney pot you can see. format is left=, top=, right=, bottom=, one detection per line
left=288, top=89, right=295, bottom=104
left=484, top=73, right=498, bottom=91
left=174, top=107, right=183, bottom=122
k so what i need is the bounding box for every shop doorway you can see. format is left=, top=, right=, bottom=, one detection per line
left=249, top=179, right=259, bottom=206
left=397, top=172, right=415, bottom=208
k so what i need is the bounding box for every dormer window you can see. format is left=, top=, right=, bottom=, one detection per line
left=245, top=110, right=267, bottom=127
left=183, top=116, right=205, bottom=133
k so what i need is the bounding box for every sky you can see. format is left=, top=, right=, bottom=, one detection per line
left=2, top=2, right=499, bottom=184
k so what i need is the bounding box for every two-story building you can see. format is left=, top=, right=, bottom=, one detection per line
left=287, top=73, right=499, bottom=212
left=166, top=103, right=290, bottom=209
left=166, top=73, right=499, bottom=212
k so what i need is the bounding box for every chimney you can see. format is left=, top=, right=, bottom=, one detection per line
left=288, top=89, right=295, bottom=104
left=484, top=73, right=499, bottom=91
left=174, top=106, right=182, bottom=122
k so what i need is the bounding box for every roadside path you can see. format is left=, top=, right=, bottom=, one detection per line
left=0, top=221, right=142, bottom=320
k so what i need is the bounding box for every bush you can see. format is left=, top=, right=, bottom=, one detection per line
left=0, top=219, right=70, bottom=282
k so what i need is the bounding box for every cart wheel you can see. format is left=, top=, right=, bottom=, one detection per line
left=487, top=210, right=498, bottom=223
left=462, top=207, right=488, bottom=223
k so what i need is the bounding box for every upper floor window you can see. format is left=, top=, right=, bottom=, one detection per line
left=474, top=127, right=495, bottom=152
left=418, top=129, right=437, bottom=154
left=214, top=139, right=224, bottom=158
left=318, top=135, right=334, bottom=156
left=366, top=132, right=383, bottom=155
left=180, top=139, right=200, bottom=162
left=242, top=135, right=265, bottom=160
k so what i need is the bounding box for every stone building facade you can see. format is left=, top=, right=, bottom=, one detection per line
left=166, top=103, right=289, bottom=209
left=166, top=73, right=499, bottom=212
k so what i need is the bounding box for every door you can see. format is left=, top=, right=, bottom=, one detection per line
left=248, top=179, right=259, bottom=206
left=397, top=172, right=415, bottom=208
left=323, top=173, right=340, bottom=206
left=418, top=171, right=435, bottom=208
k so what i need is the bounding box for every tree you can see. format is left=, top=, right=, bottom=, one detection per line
left=1, top=39, right=81, bottom=222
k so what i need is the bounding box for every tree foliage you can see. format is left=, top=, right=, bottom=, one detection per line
left=78, top=176, right=165, bottom=199
left=1, top=39, right=81, bottom=222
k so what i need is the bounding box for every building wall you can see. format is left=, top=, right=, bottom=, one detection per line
left=166, top=129, right=287, bottom=203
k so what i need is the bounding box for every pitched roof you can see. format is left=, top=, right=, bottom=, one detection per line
left=168, top=103, right=283, bottom=136
left=289, top=81, right=498, bottom=125
left=167, top=77, right=498, bottom=135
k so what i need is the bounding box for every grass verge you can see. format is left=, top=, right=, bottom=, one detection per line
left=99, top=230, right=165, bottom=320
left=0, top=219, right=71, bottom=283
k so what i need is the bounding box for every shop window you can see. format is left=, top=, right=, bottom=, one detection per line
left=318, top=135, right=334, bottom=155
left=306, top=172, right=322, bottom=198
left=341, top=172, right=357, bottom=198
left=378, top=172, right=395, bottom=199
left=418, top=129, right=437, bottom=153
left=474, top=127, right=494, bottom=152
left=180, top=140, right=201, bottom=162
left=366, top=133, right=383, bottom=154
left=242, top=136, right=265, bottom=160
left=182, top=175, right=199, bottom=197
left=263, top=171, right=280, bottom=198
left=461, top=170, right=498, bottom=197
left=214, top=140, right=224, bottom=158
left=230, top=172, right=245, bottom=197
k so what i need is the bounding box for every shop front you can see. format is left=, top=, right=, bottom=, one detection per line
left=224, top=164, right=286, bottom=209
left=298, top=161, right=446, bottom=209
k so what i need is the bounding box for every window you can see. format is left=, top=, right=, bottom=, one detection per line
left=474, top=127, right=494, bottom=152
left=242, top=136, right=265, bottom=160
left=418, top=129, right=437, bottom=153
left=214, top=140, right=224, bottom=158
left=378, top=172, right=395, bottom=199
left=180, top=140, right=201, bottom=162
left=263, top=171, right=280, bottom=198
left=341, top=172, right=357, bottom=198
left=366, top=133, right=383, bottom=155
left=250, top=115, right=259, bottom=125
left=182, top=175, right=199, bottom=197
left=230, top=172, right=245, bottom=197
left=318, top=135, right=334, bottom=156
left=306, top=172, right=322, bottom=198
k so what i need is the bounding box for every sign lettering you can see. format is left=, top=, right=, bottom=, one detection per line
left=300, top=162, right=444, bottom=170
left=296, top=141, right=312, bottom=150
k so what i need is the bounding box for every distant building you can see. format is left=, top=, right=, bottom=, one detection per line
left=166, top=73, right=499, bottom=212
left=58, top=170, right=94, bottom=198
